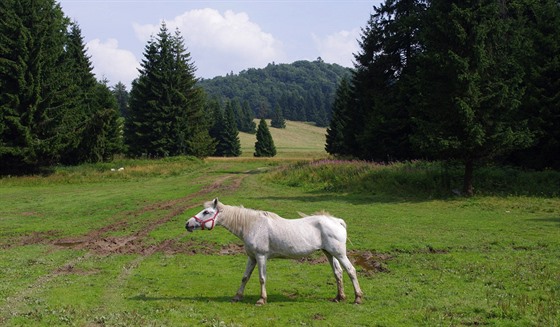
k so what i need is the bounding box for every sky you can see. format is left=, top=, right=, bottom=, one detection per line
left=59, top=0, right=382, bottom=87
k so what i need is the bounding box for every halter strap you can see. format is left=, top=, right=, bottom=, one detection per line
left=192, top=210, right=219, bottom=230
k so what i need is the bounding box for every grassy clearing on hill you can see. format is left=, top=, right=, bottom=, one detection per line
left=238, top=120, right=327, bottom=158
left=1, top=158, right=559, bottom=326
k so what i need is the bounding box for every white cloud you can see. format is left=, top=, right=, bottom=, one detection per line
left=86, top=38, right=140, bottom=87
left=133, top=8, right=285, bottom=78
left=312, top=28, right=360, bottom=68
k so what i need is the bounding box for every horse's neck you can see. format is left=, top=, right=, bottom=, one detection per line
left=216, top=205, right=252, bottom=239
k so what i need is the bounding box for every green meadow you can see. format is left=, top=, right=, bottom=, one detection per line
left=1, top=127, right=559, bottom=326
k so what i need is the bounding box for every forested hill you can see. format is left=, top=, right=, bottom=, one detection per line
left=197, top=59, right=351, bottom=127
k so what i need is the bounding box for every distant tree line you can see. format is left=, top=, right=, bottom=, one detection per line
left=198, top=59, right=351, bottom=127
left=1, top=0, right=281, bottom=175
left=326, top=0, right=560, bottom=196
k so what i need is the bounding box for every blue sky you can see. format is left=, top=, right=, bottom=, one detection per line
left=59, top=1, right=382, bottom=87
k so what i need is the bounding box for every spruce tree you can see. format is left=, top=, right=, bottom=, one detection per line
left=325, top=77, right=352, bottom=156
left=126, top=23, right=212, bottom=158
left=239, top=100, right=257, bottom=133
left=270, top=103, right=286, bottom=128
left=350, top=0, right=425, bottom=161
left=412, top=0, right=532, bottom=196
left=254, top=119, right=276, bottom=157
left=0, top=0, right=77, bottom=173
left=217, top=101, right=242, bottom=157
left=112, top=82, right=129, bottom=119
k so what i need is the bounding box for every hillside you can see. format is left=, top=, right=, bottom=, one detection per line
left=238, top=120, right=327, bottom=159
left=198, top=59, right=351, bottom=127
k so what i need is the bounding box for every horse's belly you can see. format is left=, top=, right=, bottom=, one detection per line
left=267, top=231, right=322, bottom=258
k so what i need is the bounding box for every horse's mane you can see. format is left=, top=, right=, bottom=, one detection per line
left=210, top=201, right=281, bottom=235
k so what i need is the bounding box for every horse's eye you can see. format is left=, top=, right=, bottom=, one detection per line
left=203, top=210, right=209, bottom=215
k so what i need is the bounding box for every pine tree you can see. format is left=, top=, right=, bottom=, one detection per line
left=350, top=0, right=425, bottom=161
left=325, top=77, right=352, bottom=156
left=60, top=22, right=107, bottom=164
left=126, top=23, right=212, bottom=158
left=112, top=82, right=129, bottom=118
left=218, top=101, right=242, bottom=157
left=270, top=103, right=286, bottom=128
left=254, top=119, right=276, bottom=157
left=239, top=100, right=256, bottom=133
left=412, top=0, right=533, bottom=196
left=0, top=0, right=78, bottom=173
left=506, top=0, right=560, bottom=170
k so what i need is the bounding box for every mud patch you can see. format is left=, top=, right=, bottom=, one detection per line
left=296, top=250, right=391, bottom=276
left=350, top=251, right=391, bottom=276
left=54, top=264, right=100, bottom=276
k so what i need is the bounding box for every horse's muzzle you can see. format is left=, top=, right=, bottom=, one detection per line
left=185, top=223, right=194, bottom=232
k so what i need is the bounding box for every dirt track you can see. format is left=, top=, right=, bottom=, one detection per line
left=9, top=169, right=390, bottom=271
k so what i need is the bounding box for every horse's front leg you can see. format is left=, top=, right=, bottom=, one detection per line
left=255, top=254, right=268, bottom=305
left=232, top=256, right=256, bottom=302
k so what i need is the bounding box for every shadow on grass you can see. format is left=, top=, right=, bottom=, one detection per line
left=528, top=217, right=560, bottom=225
left=128, top=293, right=302, bottom=304
left=259, top=192, right=434, bottom=205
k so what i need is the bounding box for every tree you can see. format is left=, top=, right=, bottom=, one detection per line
left=350, top=0, right=426, bottom=161
left=212, top=100, right=241, bottom=157
left=254, top=119, right=276, bottom=157
left=239, top=100, right=256, bottom=133
left=270, top=103, right=286, bottom=128
left=126, top=23, right=213, bottom=158
left=0, top=0, right=78, bottom=173
left=505, top=0, right=560, bottom=170
left=412, top=0, right=533, bottom=196
left=326, top=77, right=352, bottom=156
left=60, top=22, right=116, bottom=165
left=112, top=82, right=129, bottom=119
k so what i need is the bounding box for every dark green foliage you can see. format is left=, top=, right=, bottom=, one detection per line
left=198, top=60, right=351, bottom=126
left=240, top=100, right=257, bottom=133
left=1, top=0, right=81, bottom=173
left=60, top=24, right=123, bottom=165
left=270, top=103, right=286, bottom=128
left=210, top=100, right=241, bottom=157
left=216, top=101, right=241, bottom=157
left=333, top=0, right=558, bottom=196
left=412, top=0, right=533, bottom=195
left=349, top=0, right=425, bottom=162
left=112, top=82, right=129, bottom=119
left=254, top=119, right=276, bottom=157
left=126, top=23, right=213, bottom=158
left=505, top=0, right=560, bottom=170
left=325, top=77, right=352, bottom=156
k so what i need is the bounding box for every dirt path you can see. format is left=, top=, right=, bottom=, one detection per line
left=0, top=170, right=249, bottom=321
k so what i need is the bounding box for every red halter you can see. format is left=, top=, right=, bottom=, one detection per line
left=192, top=210, right=219, bottom=230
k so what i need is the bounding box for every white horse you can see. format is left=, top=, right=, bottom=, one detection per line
left=185, top=198, right=363, bottom=305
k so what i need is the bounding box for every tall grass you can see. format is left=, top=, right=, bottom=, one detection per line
left=0, top=156, right=204, bottom=186
left=270, top=159, right=560, bottom=198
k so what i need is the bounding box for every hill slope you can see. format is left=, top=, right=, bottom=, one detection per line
left=238, top=120, right=327, bottom=158
left=198, top=60, right=351, bottom=127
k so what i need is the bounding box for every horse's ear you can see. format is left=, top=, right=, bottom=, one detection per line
left=213, top=198, right=219, bottom=208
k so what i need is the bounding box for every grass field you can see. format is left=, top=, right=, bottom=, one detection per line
left=238, top=120, right=327, bottom=159
left=1, top=155, right=559, bottom=326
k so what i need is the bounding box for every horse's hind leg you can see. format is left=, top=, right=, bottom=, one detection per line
left=255, top=254, right=268, bottom=305
left=323, top=250, right=346, bottom=302
left=335, top=255, right=363, bottom=304
left=232, top=256, right=256, bottom=302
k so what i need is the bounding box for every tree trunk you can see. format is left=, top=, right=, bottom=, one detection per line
left=463, top=158, right=474, bottom=197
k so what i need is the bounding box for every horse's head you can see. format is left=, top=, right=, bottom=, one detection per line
left=186, top=198, right=220, bottom=232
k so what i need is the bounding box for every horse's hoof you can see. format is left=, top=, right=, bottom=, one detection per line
left=354, top=297, right=363, bottom=305
left=255, top=298, right=266, bottom=306
left=331, top=295, right=346, bottom=303
left=231, top=296, right=242, bottom=303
